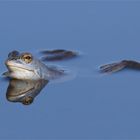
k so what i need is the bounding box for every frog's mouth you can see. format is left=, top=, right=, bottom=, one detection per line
left=7, top=65, right=34, bottom=72
left=6, top=60, right=34, bottom=72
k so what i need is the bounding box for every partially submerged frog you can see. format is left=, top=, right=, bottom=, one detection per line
left=3, top=50, right=68, bottom=80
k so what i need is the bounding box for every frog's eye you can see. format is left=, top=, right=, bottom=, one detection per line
left=21, top=53, right=33, bottom=64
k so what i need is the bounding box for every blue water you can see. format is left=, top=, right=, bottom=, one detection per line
left=0, top=1, right=140, bottom=139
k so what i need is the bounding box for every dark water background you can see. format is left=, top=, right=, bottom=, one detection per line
left=0, top=1, right=140, bottom=139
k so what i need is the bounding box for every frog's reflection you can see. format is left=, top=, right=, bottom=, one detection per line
left=6, top=79, right=48, bottom=105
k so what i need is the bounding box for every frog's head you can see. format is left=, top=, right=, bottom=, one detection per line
left=4, top=50, right=42, bottom=79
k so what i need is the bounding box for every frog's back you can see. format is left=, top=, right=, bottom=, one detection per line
left=40, top=64, right=66, bottom=80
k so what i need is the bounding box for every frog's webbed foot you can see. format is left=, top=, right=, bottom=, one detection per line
left=2, top=71, right=11, bottom=77
left=100, top=61, right=127, bottom=73
left=40, top=49, right=78, bottom=61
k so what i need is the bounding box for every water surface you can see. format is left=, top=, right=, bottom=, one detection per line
left=0, top=1, right=140, bottom=139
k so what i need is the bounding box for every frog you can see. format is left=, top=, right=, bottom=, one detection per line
left=3, top=50, right=67, bottom=80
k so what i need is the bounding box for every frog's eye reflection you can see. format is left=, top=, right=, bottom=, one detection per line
left=21, top=53, right=33, bottom=64
left=22, top=96, right=33, bottom=105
